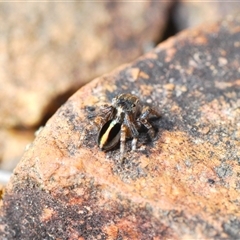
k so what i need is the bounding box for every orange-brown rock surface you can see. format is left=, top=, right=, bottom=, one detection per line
left=1, top=15, right=240, bottom=239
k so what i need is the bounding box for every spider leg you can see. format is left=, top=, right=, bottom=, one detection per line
left=96, top=105, right=116, bottom=129
left=120, top=124, right=127, bottom=160
left=131, top=138, right=137, bottom=151
left=138, top=106, right=160, bottom=138
left=125, top=114, right=139, bottom=151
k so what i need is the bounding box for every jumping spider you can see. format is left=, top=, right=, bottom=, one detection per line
left=97, top=93, right=160, bottom=160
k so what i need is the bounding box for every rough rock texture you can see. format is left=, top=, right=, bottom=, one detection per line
left=175, top=1, right=240, bottom=30
left=0, top=1, right=171, bottom=128
left=1, top=16, right=240, bottom=239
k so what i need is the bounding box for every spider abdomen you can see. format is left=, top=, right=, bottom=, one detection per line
left=98, top=119, right=121, bottom=151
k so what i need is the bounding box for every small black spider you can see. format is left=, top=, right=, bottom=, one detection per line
left=97, top=93, right=160, bottom=160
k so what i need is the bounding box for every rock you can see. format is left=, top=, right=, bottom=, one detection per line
left=174, top=1, right=240, bottom=30
left=1, top=15, right=240, bottom=239
left=0, top=129, right=34, bottom=172
left=0, top=1, right=171, bottom=128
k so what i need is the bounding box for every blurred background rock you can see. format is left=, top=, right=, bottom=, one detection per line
left=0, top=1, right=239, bottom=184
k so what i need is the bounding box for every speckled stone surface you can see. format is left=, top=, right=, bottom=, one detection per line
left=0, top=15, right=240, bottom=239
